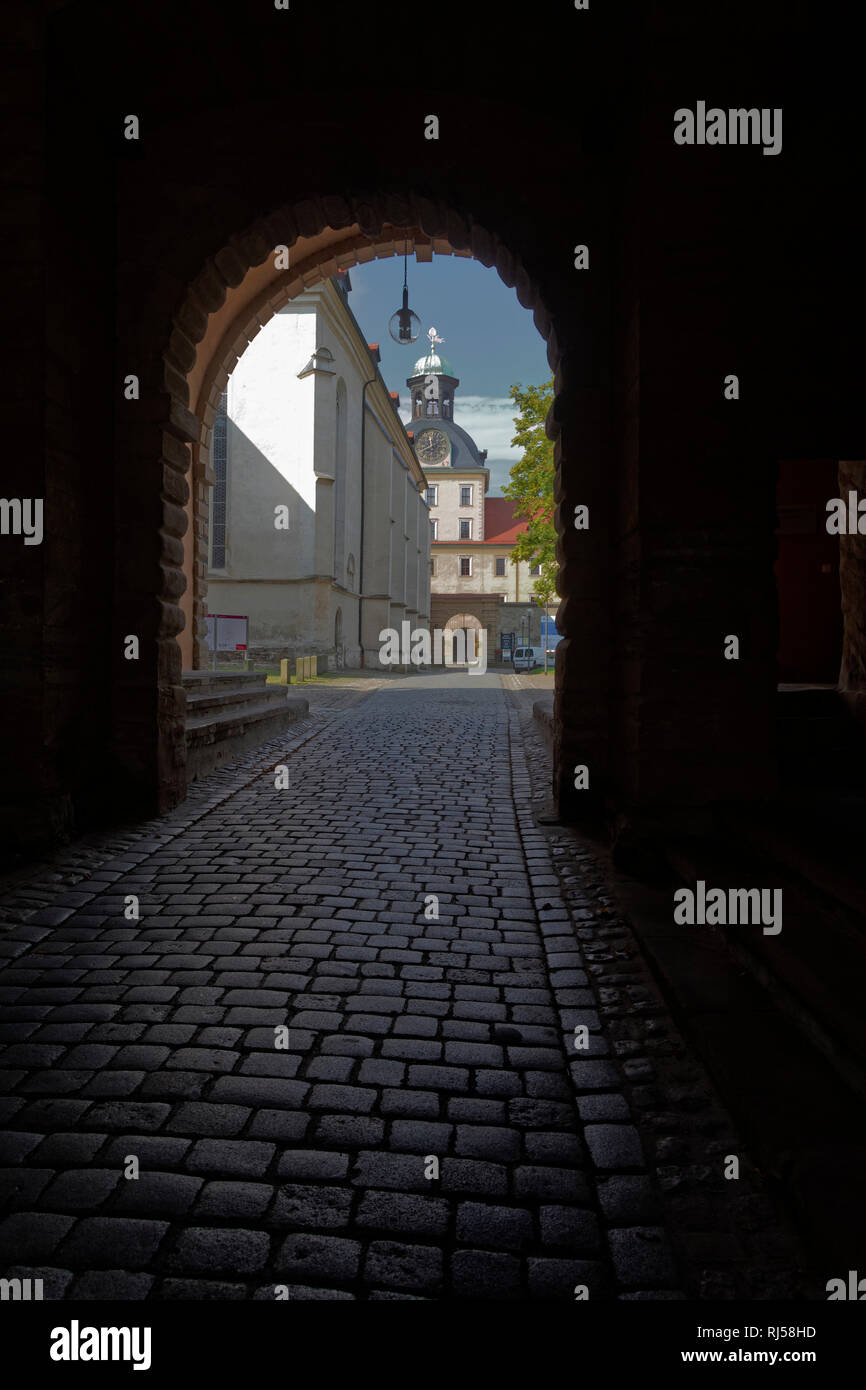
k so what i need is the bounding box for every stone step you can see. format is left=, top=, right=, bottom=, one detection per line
left=182, top=670, right=268, bottom=697
left=776, top=685, right=840, bottom=717
left=185, top=695, right=309, bottom=782
left=185, top=683, right=289, bottom=717
left=532, top=696, right=554, bottom=745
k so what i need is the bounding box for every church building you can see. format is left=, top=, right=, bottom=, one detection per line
left=205, top=273, right=431, bottom=670
left=409, top=330, right=547, bottom=659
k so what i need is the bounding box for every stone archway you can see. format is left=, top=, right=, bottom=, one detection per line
left=443, top=612, right=483, bottom=667
left=178, top=214, right=537, bottom=675
left=126, top=191, right=604, bottom=823
left=6, top=0, right=859, bottom=869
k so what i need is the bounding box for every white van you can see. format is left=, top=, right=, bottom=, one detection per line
left=512, top=646, right=542, bottom=671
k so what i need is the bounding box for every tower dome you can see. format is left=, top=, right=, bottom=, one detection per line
left=412, top=326, right=454, bottom=377
left=408, top=327, right=460, bottom=425
left=412, top=348, right=455, bottom=377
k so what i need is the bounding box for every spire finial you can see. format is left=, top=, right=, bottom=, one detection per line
left=427, top=326, right=444, bottom=347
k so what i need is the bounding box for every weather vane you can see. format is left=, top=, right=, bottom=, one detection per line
left=427, top=327, right=444, bottom=347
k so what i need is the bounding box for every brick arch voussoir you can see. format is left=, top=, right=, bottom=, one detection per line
left=171, top=191, right=559, bottom=390
left=176, top=194, right=561, bottom=484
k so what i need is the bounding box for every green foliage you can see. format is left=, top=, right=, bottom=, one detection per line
left=503, top=377, right=557, bottom=604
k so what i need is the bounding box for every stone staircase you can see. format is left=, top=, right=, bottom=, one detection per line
left=183, top=671, right=308, bottom=781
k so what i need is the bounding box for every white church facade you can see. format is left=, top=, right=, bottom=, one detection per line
left=206, top=272, right=431, bottom=670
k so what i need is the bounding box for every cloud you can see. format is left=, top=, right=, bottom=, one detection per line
left=453, top=396, right=522, bottom=458
left=398, top=395, right=521, bottom=455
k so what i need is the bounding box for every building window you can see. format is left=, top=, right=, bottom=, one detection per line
left=530, top=563, right=541, bottom=576
left=460, top=485, right=473, bottom=506
left=431, top=519, right=438, bottom=540
left=459, top=519, right=472, bottom=540
left=210, top=390, right=228, bottom=568
left=460, top=556, right=472, bottom=577
left=425, top=485, right=438, bottom=506
left=495, top=556, right=506, bottom=577
left=431, top=558, right=436, bottom=576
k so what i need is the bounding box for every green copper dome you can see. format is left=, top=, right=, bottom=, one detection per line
left=411, top=349, right=455, bottom=377
left=412, top=327, right=455, bottom=378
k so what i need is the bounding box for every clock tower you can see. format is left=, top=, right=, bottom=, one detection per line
left=407, top=327, right=489, bottom=475
left=407, top=327, right=536, bottom=666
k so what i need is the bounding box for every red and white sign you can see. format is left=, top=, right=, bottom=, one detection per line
left=205, top=614, right=249, bottom=653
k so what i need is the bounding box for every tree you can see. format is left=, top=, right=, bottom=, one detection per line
left=503, top=377, right=557, bottom=604
left=505, top=379, right=558, bottom=672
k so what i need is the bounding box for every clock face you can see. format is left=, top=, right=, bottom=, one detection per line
left=416, top=429, right=450, bottom=466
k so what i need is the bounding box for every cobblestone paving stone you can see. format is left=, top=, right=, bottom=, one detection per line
left=508, top=684, right=810, bottom=1299
left=0, top=674, right=807, bottom=1299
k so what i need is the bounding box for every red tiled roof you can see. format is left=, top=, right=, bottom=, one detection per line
left=484, top=498, right=528, bottom=544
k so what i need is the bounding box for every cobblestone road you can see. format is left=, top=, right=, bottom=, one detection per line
left=0, top=673, right=803, bottom=1299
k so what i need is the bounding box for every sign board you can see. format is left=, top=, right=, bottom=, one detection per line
left=540, top=615, right=559, bottom=639
left=205, top=614, right=249, bottom=653
left=501, top=633, right=515, bottom=651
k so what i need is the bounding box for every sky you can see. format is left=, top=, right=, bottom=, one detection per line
left=345, top=254, right=551, bottom=497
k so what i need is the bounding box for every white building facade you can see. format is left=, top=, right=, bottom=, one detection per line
left=411, top=334, right=541, bottom=658
left=206, top=274, right=431, bottom=669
